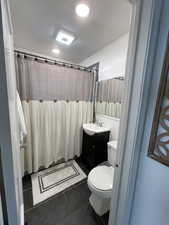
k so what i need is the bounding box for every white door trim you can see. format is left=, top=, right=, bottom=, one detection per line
left=108, top=1, right=141, bottom=223
left=108, top=0, right=163, bottom=225
left=0, top=0, right=23, bottom=224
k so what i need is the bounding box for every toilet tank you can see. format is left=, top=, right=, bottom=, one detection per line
left=107, top=141, right=117, bottom=166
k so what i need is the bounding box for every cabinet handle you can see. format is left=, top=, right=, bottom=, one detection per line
left=115, top=164, right=119, bottom=168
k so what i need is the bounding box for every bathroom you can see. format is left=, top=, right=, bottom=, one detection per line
left=2, top=0, right=132, bottom=224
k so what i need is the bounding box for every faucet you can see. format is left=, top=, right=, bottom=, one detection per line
left=96, top=120, right=104, bottom=127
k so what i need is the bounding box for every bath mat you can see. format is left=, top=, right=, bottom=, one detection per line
left=31, top=160, right=86, bottom=205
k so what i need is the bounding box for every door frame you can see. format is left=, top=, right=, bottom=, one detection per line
left=0, top=0, right=23, bottom=224
left=0, top=0, right=165, bottom=225
left=108, top=0, right=164, bottom=225
left=0, top=148, right=8, bottom=225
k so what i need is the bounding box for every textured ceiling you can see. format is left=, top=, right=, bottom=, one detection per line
left=9, top=0, right=132, bottom=63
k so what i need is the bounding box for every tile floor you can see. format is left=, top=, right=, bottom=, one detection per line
left=23, top=159, right=109, bottom=225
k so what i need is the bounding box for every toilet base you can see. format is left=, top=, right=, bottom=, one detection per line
left=89, top=193, right=110, bottom=216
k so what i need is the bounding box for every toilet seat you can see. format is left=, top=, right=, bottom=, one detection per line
left=88, top=166, right=114, bottom=198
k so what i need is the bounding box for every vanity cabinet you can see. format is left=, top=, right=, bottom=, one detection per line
left=81, top=130, right=110, bottom=169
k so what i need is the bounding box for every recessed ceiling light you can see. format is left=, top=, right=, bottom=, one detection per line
left=75, top=3, right=90, bottom=18
left=56, top=30, right=75, bottom=46
left=52, top=48, right=60, bottom=54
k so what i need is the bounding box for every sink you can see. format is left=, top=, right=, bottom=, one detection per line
left=83, top=123, right=110, bottom=136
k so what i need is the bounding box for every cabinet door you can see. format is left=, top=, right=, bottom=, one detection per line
left=82, top=131, right=94, bottom=154
left=94, top=132, right=110, bottom=165
left=82, top=131, right=110, bottom=168
left=82, top=132, right=96, bottom=168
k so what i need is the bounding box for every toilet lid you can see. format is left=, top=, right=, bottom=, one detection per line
left=88, top=166, right=114, bottom=191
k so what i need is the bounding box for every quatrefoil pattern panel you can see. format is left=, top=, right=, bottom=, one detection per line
left=149, top=79, right=169, bottom=166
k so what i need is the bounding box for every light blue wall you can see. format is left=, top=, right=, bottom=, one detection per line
left=130, top=1, right=169, bottom=225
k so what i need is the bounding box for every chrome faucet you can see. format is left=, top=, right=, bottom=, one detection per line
left=96, top=120, right=104, bottom=127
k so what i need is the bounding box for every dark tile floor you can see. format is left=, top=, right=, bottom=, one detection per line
left=23, top=159, right=109, bottom=225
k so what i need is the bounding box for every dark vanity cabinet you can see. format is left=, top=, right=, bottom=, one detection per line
left=81, top=130, right=110, bottom=169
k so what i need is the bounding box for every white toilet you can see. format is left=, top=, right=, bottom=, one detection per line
left=87, top=140, right=117, bottom=216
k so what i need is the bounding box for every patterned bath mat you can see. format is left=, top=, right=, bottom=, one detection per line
left=31, top=160, right=86, bottom=205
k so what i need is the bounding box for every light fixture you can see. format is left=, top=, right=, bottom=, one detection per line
left=75, top=3, right=90, bottom=18
left=56, top=30, right=75, bottom=46
left=52, top=48, right=60, bottom=54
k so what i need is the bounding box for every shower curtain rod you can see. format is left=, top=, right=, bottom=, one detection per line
left=114, top=76, right=124, bottom=80
left=24, top=99, right=93, bottom=103
left=14, top=50, right=95, bottom=73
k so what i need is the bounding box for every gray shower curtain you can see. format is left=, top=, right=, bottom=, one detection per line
left=97, top=78, right=124, bottom=103
left=15, top=54, right=95, bottom=173
left=15, top=56, right=94, bottom=101
left=96, top=78, right=124, bottom=117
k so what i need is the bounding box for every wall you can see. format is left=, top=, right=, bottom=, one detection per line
left=81, top=33, right=129, bottom=80
left=96, top=114, right=120, bottom=141
left=130, top=1, right=169, bottom=225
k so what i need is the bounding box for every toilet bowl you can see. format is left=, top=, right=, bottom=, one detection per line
left=87, top=140, right=117, bottom=216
